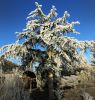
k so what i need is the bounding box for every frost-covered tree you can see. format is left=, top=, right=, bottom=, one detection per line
left=0, top=2, right=94, bottom=76
left=0, top=2, right=95, bottom=100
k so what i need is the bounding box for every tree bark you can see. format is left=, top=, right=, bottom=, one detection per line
left=48, top=77, right=54, bottom=100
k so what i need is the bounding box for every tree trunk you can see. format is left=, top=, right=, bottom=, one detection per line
left=48, top=77, right=54, bottom=100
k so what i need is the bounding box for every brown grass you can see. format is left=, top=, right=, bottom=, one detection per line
left=0, top=72, right=31, bottom=100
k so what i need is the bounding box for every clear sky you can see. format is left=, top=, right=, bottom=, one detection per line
left=0, top=0, right=95, bottom=47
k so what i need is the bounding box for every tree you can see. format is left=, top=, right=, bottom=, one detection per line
left=0, top=2, right=95, bottom=100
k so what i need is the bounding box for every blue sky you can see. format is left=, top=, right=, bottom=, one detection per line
left=0, top=0, right=95, bottom=47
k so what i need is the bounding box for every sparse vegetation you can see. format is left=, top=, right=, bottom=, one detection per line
left=0, top=71, right=31, bottom=100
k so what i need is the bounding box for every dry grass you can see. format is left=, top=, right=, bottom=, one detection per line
left=0, top=72, right=31, bottom=100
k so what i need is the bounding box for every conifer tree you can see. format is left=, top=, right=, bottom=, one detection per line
left=0, top=2, right=94, bottom=75
left=0, top=2, right=94, bottom=87
left=0, top=2, right=95, bottom=100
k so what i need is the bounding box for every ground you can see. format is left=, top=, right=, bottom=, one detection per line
left=30, top=81, right=95, bottom=100
left=61, top=81, right=95, bottom=100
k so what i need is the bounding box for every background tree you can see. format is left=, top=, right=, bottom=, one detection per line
left=91, top=42, right=95, bottom=66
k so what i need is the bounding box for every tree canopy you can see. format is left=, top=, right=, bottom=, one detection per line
left=0, top=2, right=95, bottom=77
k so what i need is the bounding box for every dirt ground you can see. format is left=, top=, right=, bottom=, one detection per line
left=30, top=81, right=95, bottom=100
left=61, top=81, right=95, bottom=100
